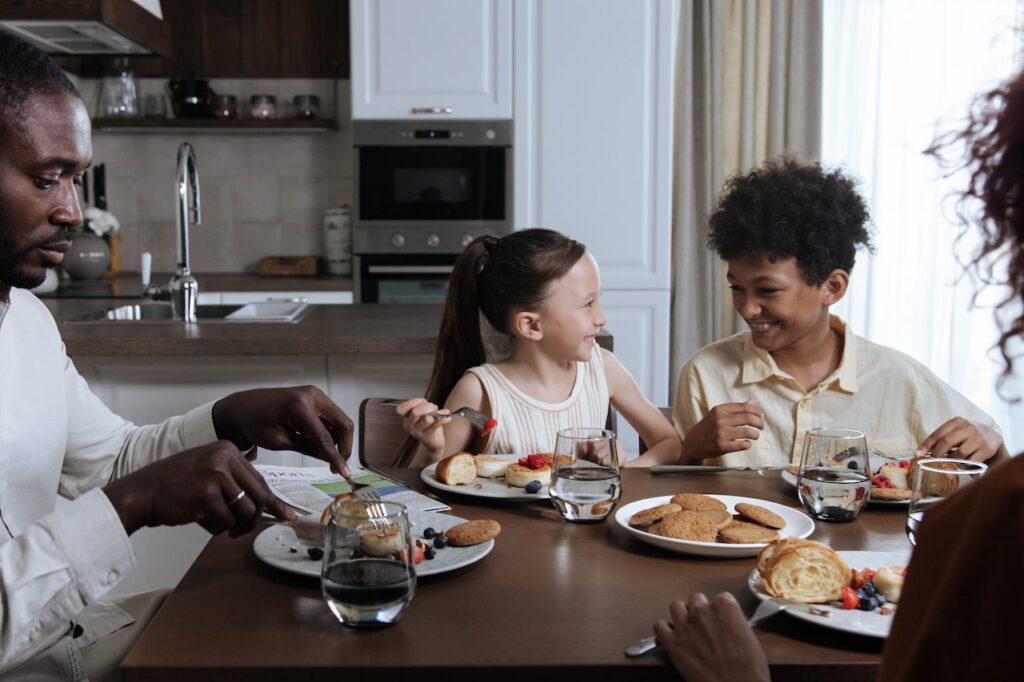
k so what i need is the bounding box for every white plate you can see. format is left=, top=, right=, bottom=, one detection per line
left=253, top=509, right=494, bottom=578
left=613, top=494, right=815, bottom=558
left=420, top=454, right=551, bottom=501
left=748, top=549, right=911, bottom=638
left=781, top=454, right=910, bottom=506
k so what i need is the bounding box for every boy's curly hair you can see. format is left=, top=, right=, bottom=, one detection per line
left=707, top=157, right=873, bottom=285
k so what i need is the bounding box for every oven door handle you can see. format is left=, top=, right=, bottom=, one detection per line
left=366, top=265, right=454, bottom=275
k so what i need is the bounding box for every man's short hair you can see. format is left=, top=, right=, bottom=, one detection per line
left=0, top=29, right=80, bottom=134
left=707, top=157, right=873, bottom=285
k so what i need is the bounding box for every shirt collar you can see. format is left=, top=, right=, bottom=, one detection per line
left=740, top=314, right=858, bottom=393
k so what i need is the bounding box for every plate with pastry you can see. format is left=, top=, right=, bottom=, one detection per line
left=420, top=452, right=568, bottom=500
left=253, top=508, right=497, bottom=579
left=748, top=539, right=911, bottom=638
left=614, top=493, right=815, bottom=558
left=782, top=454, right=922, bottom=506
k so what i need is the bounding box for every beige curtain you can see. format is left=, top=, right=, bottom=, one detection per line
left=670, top=0, right=823, bottom=385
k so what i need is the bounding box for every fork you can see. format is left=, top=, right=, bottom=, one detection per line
left=339, top=470, right=389, bottom=528
left=379, top=399, right=496, bottom=435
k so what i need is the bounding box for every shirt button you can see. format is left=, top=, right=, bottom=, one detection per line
left=106, top=570, right=119, bottom=585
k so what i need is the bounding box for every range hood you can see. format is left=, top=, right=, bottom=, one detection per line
left=0, top=0, right=170, bottom=55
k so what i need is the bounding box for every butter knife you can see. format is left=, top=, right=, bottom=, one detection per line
left=623, top=600, right=788, bottom=658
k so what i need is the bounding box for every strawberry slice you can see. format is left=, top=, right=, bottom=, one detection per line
left=841, top=585, right=860, bottom=610
left=480, top=418, right=497, bottom=438
left=517, top=454, right=549, bottom=470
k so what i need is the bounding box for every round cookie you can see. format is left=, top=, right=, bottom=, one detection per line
left=669, top=493, right=728, bottom=512
left=719, top=523, right=779, bottom=544
left=696, top=509, right=733, bottom=531
left=629, top=503, right=682, bottom=528
left=734, top=503, right=787, bottom=529
left=655, top=510, right=719, bottom=542
left=446, top=519, right=501, bottom=546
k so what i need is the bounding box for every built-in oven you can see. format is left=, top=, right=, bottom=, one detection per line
left=352, top=120, right=512, bottom=303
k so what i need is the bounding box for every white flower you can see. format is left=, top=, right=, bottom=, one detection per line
left=82, top=207, right=120, bottom=237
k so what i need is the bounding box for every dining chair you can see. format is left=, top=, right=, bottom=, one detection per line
left=358, top=398, right=409, bottom=469
left=638, top=406, right=673, bottom=454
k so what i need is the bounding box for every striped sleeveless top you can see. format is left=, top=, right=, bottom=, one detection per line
left=466, top=346, right=610, bottom=455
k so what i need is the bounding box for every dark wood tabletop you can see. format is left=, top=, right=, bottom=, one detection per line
left=121, top=469, right=911, bottom=682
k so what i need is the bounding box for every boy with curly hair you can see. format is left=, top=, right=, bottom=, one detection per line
left=674, top=157, right=1007, bottom=466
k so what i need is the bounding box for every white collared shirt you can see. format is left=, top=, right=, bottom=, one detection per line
left=673, top=316, right=997, bottom=467
left=0, top=286, right=218, bottom=679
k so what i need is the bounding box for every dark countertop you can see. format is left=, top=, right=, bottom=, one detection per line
left=37, top=272, right=354, bottom=299
left=43, top=299, right=613, bottom=358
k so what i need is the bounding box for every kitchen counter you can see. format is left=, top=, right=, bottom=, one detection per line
left=43, top=300, right=613, bottom=357
left=37, top=272, right=354, bottom=299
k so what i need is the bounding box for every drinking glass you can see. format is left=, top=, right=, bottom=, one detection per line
left=321, top=500, right=416, bottom=628
left=906, top=458, right=987, bottom=545
left=797, top=427, right=871, bottom=522
left=550, top=427, right=622, bottom=523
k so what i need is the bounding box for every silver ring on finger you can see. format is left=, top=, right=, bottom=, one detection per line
left=226, top=489, right=247, bottom=506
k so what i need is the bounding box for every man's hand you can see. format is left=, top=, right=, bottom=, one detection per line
left=680, top=400, right=764, bottom=463
left=212, top=386, right=354, bottom=475
left=103, top=440, right=291, bottom=537
left=654, top=592, right=770, bottom=682
left=918, top=417, right=1004, bottom=462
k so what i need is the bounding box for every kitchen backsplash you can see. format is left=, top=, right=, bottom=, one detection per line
left=72, top=77, right=352, bottom=274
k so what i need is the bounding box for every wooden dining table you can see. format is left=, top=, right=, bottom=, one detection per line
left=121, top=468, right=911, bottom=681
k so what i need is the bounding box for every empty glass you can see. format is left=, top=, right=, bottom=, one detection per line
left=797, top=427, right=871, bottom=522
left=906, top=458, right=987, bottom=545
left=550, top=428, right=622, bottom=523
left=321, top=500, right=416, bottom=628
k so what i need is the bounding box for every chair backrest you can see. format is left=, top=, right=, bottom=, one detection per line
left=358, top=398, right=409, bottom=469
left=638, top=406, right=673, bottom=454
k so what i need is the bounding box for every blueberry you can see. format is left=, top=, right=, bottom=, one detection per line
left=423, top=527, right=437, bottom=539
left=525, top=480, right=542, bottom=494
left=857, top=597, right=875, bottom=611
left=433, top=535, right=448, bottom=549
left=856, top=588, right=869, bottom=601
left=847, top=460, right=861, bottom=470
left=862, top=581, right=877, bottom=597
left=306, top=546, right=324, bottom=561
left=350, top=547, right=365, bottom=559
left=424, top=547, right=436, bottom=560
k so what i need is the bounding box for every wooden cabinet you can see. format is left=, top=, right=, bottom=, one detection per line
left=57, top=0, right=349, bottom=78
left=350, top=0, right=512, bottom=119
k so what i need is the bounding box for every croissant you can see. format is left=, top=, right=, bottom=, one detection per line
left=436, top=451, right=478, bottom=485
left=760, top=539, right=852, bottom=603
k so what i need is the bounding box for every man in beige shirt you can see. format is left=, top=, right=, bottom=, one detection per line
left=674, top=158, right=1007, bottom=467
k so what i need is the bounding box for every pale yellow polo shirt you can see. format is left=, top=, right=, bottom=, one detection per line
left=673, top=316, right=997, bottom=467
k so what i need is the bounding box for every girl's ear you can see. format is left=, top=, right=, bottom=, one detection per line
left=512, top=310, right=543, bottom=341
left=820, top=269, right=849, bottom=305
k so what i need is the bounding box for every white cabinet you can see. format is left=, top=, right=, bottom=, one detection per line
left=600, top=291, right=671, bottom=457
left=351, top=0, right=513, bottom=119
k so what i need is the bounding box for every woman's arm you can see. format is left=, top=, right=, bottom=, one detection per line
left=601, top=349, right=682, bottom=466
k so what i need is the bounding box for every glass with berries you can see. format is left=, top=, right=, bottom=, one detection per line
left=797, top=428, right=871, bottom=522
left=549, top=428, right=622, bottom=523
left=906, top=458, right=986, bottom=545
left=321, top=500, right=417, bottom=627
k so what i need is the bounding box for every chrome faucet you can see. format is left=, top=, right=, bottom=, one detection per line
left=169, top=142, right=201, bottom=322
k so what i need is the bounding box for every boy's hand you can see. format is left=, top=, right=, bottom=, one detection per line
left=918, top=418, right=1004, bottom=462
left=654, top=592, right=770, bottom=682
left=396, top=398, right=449, bottom=458
left=680, top=400, right=764, bottom=463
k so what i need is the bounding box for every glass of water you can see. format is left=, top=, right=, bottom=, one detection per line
left=906, top=458, right=986, bottom=545
left=321, top=500, right=416, bottom=628
left=797, top=427, right=871, bottom=522
left=550, top=427, right=622, bottom=523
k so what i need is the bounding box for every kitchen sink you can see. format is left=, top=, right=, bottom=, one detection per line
left=68, top=301, right=311, bottom=323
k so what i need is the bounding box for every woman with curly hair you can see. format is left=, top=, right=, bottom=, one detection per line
left=672, top=156, right=1007, bottom=466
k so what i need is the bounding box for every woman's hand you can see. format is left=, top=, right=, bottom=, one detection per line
left=396, top=398, right=450, bottom=459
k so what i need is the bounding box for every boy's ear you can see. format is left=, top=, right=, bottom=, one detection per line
left=512, top=310, right=543, bottom=341
left=820, top=269, right=849, bottom=305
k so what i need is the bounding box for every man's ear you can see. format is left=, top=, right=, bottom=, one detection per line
left=820, top=269, right=849, bottom=305
left=512, top=310, right=543, bottom=341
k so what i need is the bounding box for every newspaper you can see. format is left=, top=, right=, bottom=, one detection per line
left=255, top=462, right=450, bottom=515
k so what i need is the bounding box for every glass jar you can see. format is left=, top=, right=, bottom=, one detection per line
left=293, top=94, right=321, bottom=119
left=99, top=57, right=139, bottom=118
left=249, top=94, right=277, bottom=119
left=211, top=94, right=238, bottom=119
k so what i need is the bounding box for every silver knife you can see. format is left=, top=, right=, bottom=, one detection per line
left=650, top=465, right=785, bottom=477
left=623, top=600, right=788, bottom=658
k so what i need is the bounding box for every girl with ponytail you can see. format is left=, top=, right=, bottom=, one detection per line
left=396, top=228, right=681, bottom=467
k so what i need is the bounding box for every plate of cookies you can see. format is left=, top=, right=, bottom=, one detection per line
left=614, top=493, right=814, bottom=558
left=749, top=541, right=910, bottom=638
left=420, top=452, right=565, bottom=500
left=253, top=509, right=497, bottom=579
